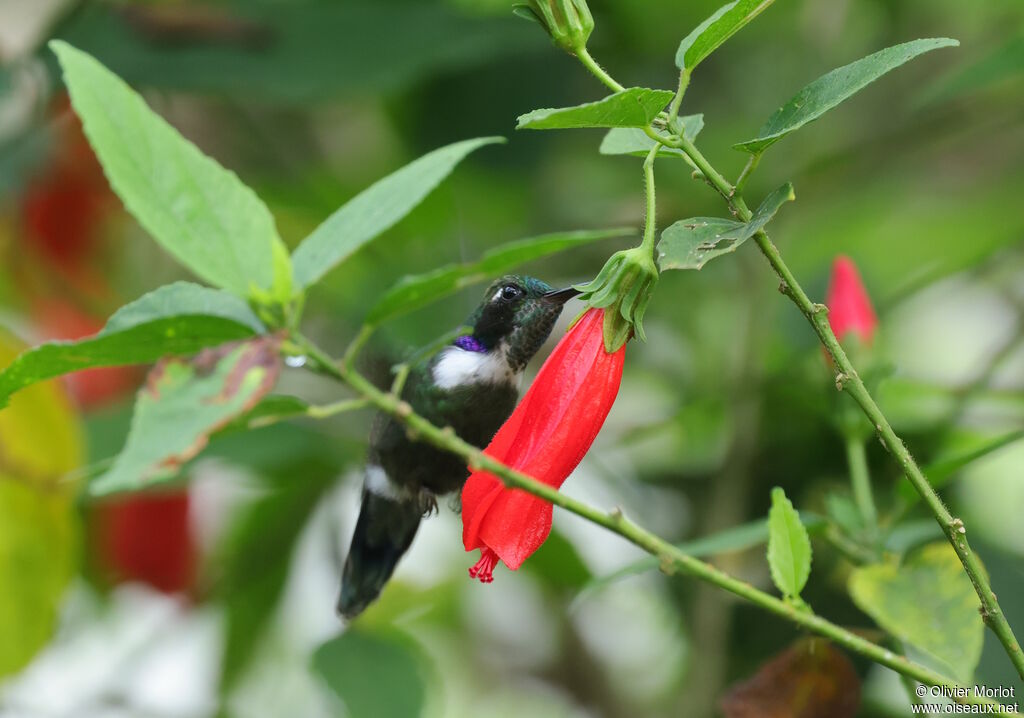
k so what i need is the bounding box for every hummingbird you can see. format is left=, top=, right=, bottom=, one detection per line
left=338, top=275, right=579, bottom=618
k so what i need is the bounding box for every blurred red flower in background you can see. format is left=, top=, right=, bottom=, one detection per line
left=825, top=256, right=877, bottom=345
left=462, top=308, right=625, bottom=582
left=94, top=490, right=197, bottom=595
left=15, top=96, right=193, bottom=595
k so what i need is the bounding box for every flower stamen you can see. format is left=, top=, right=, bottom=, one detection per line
left=468, top=548, right=500, bottom=583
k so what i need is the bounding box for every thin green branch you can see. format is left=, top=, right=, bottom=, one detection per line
left=571, top=46, right=1024, bottom=681
left=672, top=115, right=1024, bottom=683
left=844, top=434, right=878, bottom=537
left=293, top=332, right=1003, bottom=707
left=304, top=397, right=370, bottom=420
left=666, top=70, right=690, bottom=130
left=341, top=325, right=374, bottom=370
left=733, top=152, right=762, bottom=196
left=641, top=143, right=660, bottom=256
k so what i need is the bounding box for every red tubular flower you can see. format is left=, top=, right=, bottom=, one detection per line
left=461, top=308, right=625, bottom=582
left=825, top=256, right=878, bottom=345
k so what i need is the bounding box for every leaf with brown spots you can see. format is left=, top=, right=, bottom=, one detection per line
left=720, top=639, right=860, bottom=718
left=89, top=337, right=282, bottom=496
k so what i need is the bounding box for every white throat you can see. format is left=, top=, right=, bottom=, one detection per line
left=432, top=344, right=519, bottom=390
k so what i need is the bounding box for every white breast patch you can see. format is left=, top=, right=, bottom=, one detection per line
left=364, top=464, right=409, bottom=501
left=432, top=346, right=517, bottom=390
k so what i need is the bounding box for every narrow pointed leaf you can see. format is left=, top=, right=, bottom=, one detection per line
left=516, top=88, right=675, bottom=130
left=0, top=283, right=265, bottom=407
left=366, top=228, right=630, bottom=325
left=51, top=41, right=291, bottom=300
left=734, top=38, right=959, bottom=154
left=574, top=512, right=826, bottom=601
left=89, top=337, right=282, bottom=495
left=658, top=183, right=793, bottom=271
left=313, top=630, right=427, bottom=718
left=215, top=395, right=312, bottom=436
left=767, top=487, right=812, bottom=598
left=219, top=471, right=332, bottom=692
left=848, top=543, right=984, bottom=682
left=676, top=0, right=776, bottom=72
left=599, top=114, right=704, bottom=158
left=291, top=137, right=504, bottom=289
left=898, top=428, right=1024, bottom=504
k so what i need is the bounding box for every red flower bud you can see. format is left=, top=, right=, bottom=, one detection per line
left=462, top=308, right=625, bottom=582
left=825, top=257, right=877, bottom=345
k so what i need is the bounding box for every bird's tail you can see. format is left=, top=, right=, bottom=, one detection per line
left=338, top=482, right=425, bottom=619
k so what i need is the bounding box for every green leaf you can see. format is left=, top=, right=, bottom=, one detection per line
left=599, top=115, right=704, bottom=159
left=848, top=543, right=984, bottom=682
left=291, top=137, right=504, bottom=290
left=734, top=38, right=959, bottom=154
left=516, top=88, right=675, bottom=130
left=0, top=282, right=264, bottom=407
left=575, top=513, right=826, bottom=600
left=658, top=183, right=794, bottom=271
left=366, top=228, right=630, bottom=325
left=524, top=529, right=592, bottom=594
left=659, top=218, right=746, bottom=271
left=767, top=487, right=812, bottom=599
left=898, top=428, right=1024, bottom=505
left=313, top=630, right=427, bottom=718
left=0, top=333, right=82, bottom=677
left=216, top=395, right=311, bottom=436
left=89, top=337, right=282, bottom=495
left=919, top=37, right=1024, bottom=105
left=56, top=2, right=542, bottom=105
left=0, top=482, right=77, bottom=677
left=50, top=41, right=291, bottom=300
left=676, top=0, right=776, bottom=72
left=219, top=468, right=333, bottom=692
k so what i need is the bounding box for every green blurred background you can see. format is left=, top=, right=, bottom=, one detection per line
left=0, top=0, right=1022, bottom=716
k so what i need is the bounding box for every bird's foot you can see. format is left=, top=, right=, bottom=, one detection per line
left=418, top=489, right=438, bottom=517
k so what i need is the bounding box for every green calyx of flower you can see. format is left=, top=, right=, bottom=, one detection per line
left=514, top=0, right=594, bottom=55
left=576, top=246, right=658, bottom=352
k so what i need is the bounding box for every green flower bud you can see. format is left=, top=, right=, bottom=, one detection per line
left=576, top=246, right=658, bottom=352
left=514, top=0, right=594, bottom=55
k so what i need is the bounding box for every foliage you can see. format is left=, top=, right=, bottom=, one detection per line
left=0, top=1, right=1022, bottom=715
left=0, top=332, right=81, bottom=677
left=766, top=487, right=812, bottom=603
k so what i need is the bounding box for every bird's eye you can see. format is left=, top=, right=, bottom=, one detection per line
left=500, top=285, right=522, bottom=301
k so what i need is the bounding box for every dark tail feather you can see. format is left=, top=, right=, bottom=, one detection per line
left=338, top=490, right=422, bottom=619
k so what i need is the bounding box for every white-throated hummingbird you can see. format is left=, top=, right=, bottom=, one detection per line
left=338, top=275, right=579, bottom=618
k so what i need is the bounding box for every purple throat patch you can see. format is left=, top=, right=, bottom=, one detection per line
left=454, top=335, right=487, bottom=353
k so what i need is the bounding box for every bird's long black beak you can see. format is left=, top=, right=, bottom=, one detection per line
left=542, top=286, right=581, bottom=305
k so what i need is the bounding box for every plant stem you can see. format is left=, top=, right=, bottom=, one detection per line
left=674, top=129, right=1024, bottom=683
left=305, top=397, right=370, bottom=420
left=293, top=332, right=1003, bottom=707
left=733, top=152, right=761, bottom=196
left=571, top=48, right=1024, bottom=681
left=641, top=143, right=659, bottom=256
left=576, top=47, right=625, bottom=93
left=844, top=434, right=878, bottom=535
left=666, top=71, right=690, bottom=129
